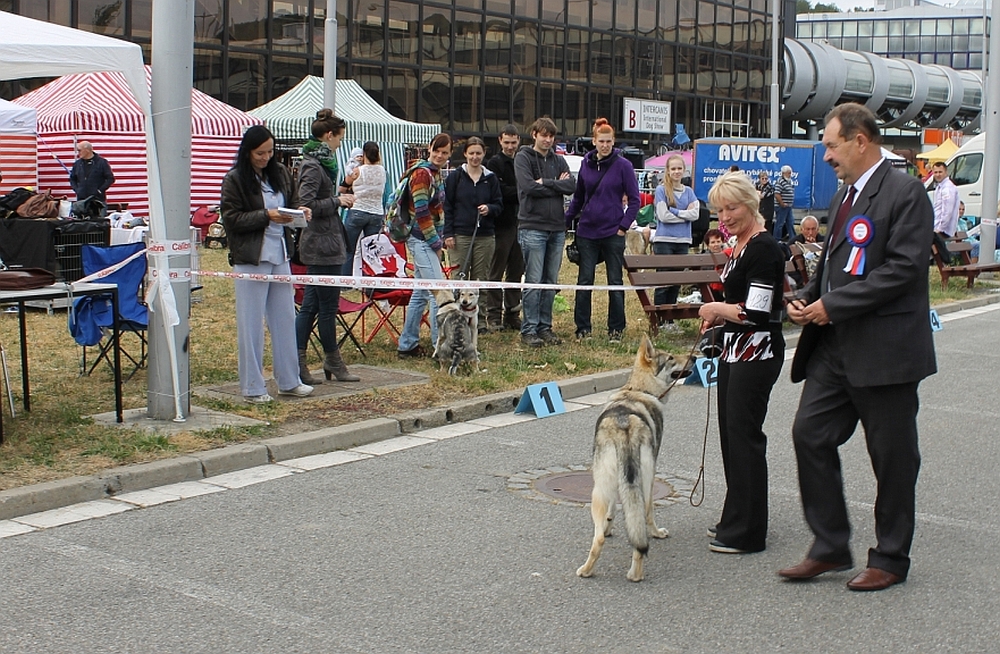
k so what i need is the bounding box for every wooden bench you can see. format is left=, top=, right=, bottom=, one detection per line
left=931, top=240, right=1000, bottom=290
left=624, top=253, right=725, bottom=334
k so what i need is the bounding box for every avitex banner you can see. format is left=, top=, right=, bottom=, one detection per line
left=693, top=138, right=835, bottom=209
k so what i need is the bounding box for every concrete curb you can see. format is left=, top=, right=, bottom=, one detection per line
left=1, top=293, right=994, bottom=522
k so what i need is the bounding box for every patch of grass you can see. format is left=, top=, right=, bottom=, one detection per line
left=81, top=431, right=177, bottom=463
left=0, top=245, right=989, bottom=491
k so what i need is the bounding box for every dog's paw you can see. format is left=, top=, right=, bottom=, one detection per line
left=576, top=565, right=593, bottom=578
left=626, top=571, right=643, bottom=583
left=651, top=527, right=669, bottom=539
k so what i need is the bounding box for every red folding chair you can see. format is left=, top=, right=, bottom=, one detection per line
left=356, top=233, right=413, bottom=345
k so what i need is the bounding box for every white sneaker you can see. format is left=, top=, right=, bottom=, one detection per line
left=244, top=393, right=274, bottom=404
left=278, top=384, right=314, bottom=397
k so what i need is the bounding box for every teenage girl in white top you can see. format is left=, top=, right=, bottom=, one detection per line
left=342, top=141, right=387, bottom=274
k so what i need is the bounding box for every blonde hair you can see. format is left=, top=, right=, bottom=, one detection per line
left=663, top=154, right=687, bottom=208
left=708, top=172, right=764, bottom=226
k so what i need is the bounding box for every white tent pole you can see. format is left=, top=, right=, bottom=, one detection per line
left=324, top=0, right=337, bottom=111
left=146, top=0, right=194, bottom=421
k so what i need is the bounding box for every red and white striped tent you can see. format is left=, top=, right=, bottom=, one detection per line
left=0, top=97, right=37, bottom=194
left=13, top=66, right=261, bottom=217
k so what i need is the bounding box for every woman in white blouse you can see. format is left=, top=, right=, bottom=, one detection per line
left=341, top=141, right=387, bottom=275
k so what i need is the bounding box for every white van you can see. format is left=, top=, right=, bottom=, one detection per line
left=943, top=133, right=994, bottom=219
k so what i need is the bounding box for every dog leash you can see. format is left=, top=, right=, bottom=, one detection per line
left=651, top=329, right=712, bottom=507
left=672, top=327, right=719, bottom=508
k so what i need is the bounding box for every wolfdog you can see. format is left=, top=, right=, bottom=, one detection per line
left=576, top=335, right=690, bottom=582
left=432, top=288, right=480, bottom=374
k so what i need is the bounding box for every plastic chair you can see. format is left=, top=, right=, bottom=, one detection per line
left=71, top=242, right=148, bottom=381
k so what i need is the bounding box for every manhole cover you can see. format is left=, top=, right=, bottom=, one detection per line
left=507, top=465, right=691, bottom=507
left=534, top=471, right=674, bottom=503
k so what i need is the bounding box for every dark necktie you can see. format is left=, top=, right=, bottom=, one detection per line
left=829, top=185, right=856, bottom=247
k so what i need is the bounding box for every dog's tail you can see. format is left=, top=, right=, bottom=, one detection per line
left=615, top=428, right=653, bottom=555
left=448, top=320, right=466, bottom=375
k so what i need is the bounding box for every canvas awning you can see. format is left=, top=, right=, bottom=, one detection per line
left=249, top=76, right=438, bottom=146
left=15, top=67, right=262, bottom=215
left=916, top=139, right=959, bottom=162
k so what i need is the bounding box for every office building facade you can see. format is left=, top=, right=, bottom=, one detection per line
left=2, top=0, right=778, bottom=146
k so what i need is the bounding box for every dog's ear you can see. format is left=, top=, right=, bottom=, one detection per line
left=636, top=334, right=656, bottom=367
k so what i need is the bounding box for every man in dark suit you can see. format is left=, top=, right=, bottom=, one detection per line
left=779, top=103, right=937, bottom=592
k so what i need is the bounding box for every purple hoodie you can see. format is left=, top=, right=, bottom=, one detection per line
left=564, top=148, right=640, bottom=240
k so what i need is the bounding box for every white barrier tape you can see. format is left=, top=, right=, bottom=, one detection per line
left=73, top=247, right=148, bottom=285
left=147, top=239, right=193, bottom=254
left=194, top=270, right=654, bottom=293
left=150, top=268, right=192, bottom=281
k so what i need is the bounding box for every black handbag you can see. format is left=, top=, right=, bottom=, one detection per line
left=566, top=238, right=581, bottom=265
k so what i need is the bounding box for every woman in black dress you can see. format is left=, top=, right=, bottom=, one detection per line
left=698, top=171, right=786, bottom=554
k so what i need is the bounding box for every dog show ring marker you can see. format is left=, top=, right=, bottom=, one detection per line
left=515, top=382, right=566, bottom=417
left=929, top=309, right=943, bottom=332
left=684, top=357, right=719, bottom=388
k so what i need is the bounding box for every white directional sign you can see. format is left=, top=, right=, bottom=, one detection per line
left=622, top=98, right=672, bottom=135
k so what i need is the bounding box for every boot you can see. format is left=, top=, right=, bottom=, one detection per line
left=298, top=350, right=322, bottom=385
left=324, top=347, right=360, bottom=382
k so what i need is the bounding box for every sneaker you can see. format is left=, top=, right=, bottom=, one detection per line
left=278, top=384, right=314, bottom=398
left=538, top=329, right=562, bottom=345
left=707, top=526, right=717, bottom=539
left=244, top=393, right=274, bottom=404
left=709, top=539, right=759, bottom=554
left=521, top=332, right=545, bottom=348
left=575, top=330, right=592, bottom=340
left=608, top=331, right=623, bottom=344
left=398, top=344, right=426, bottom=359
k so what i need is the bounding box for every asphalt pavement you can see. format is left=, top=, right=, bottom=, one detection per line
left=0, top=299, right=998, bottom=653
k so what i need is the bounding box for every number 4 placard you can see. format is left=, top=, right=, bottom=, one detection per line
left=515, top=382, right=566, bottom=417
left=929, top=309, right=943, bottom=332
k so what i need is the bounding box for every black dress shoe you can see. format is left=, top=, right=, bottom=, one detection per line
left=778, top=558, right=853, bottom=580
left=846, top=567, right=904, bottom=591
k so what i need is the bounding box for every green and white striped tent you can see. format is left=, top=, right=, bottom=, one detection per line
left=248, top=76, right=439, bottom=186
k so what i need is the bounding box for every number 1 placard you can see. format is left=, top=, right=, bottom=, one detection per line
left=515, top=382, right=566, bottom=417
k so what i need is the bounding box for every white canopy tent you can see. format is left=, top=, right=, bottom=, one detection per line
left=0, top=97, right=38, bottom=193
left=0, top=11, right=183, bottom=419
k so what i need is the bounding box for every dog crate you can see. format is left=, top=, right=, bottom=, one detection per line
left=52, top=220, right=110, bottom=282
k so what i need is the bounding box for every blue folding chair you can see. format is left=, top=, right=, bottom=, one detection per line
left=70, top=242, right=148, bottom=381
left=671, top=123, right=691, bottom=148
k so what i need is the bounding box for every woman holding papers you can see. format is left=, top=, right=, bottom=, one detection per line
left=220, top=125, right=314, bottom=403
left=293, top=108, right=359, bottom=383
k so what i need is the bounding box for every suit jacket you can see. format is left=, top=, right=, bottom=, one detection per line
left=790, top=160, right=937, bottom=387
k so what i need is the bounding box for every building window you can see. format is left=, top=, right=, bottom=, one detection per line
left=386, top=2, right=419, bottom=65
left=484, top=17, right=513, bottom=74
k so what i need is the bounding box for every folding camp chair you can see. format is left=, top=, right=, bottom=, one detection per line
left=71, top=242, right=148, bottom=382
left=356, top=233, right=418, bottom=346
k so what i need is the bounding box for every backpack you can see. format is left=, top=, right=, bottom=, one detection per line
left=384, top=161, right=431, bottom=243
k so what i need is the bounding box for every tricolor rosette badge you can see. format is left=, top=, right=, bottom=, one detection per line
left=843, top=215, right=874, bottom=275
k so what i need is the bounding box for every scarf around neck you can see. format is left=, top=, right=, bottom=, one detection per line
left=302, top=138, right=339, bottom=183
